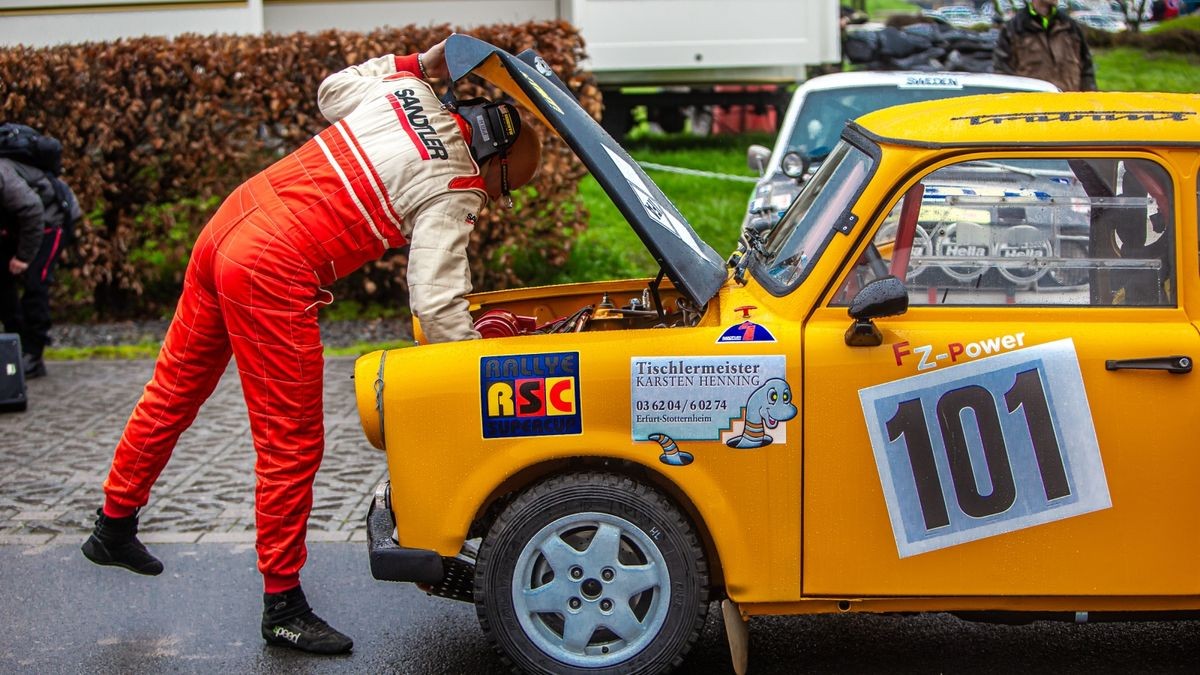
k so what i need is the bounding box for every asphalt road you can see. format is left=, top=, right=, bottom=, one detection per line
left=4, top=541, right=1200, bottom=674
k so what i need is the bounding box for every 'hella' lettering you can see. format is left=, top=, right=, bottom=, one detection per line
left=395, top=89, right=448, bottom=159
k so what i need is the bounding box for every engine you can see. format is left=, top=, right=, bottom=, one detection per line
left=472, top=285, right=704, bottom=338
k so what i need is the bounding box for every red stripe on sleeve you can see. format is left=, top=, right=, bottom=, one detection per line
left=387, top=92, right=431, bottom=161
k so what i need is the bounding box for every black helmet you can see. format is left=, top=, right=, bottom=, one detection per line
left=442, top=92, right=540, bottom=201
left=443, top=93, right=522, bottom=166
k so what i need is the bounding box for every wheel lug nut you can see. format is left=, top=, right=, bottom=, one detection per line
left=601, top=568, right=614, bottom=581
left=600, top=599, right=613, bottom=611
left=570, top=567, right=583, bottom=579
left=569, top=597, right=581, bottom=610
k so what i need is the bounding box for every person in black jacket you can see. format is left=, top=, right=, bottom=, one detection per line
left=0, top=156, right=81, bottom=378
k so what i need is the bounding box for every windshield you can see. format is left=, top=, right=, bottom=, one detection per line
left=754, top=141, right=875, bottom=293
left=788, top=85, right=1025, bottom=161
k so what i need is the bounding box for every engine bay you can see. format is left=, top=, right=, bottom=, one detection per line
left=470, top=281, right=706, bottom=339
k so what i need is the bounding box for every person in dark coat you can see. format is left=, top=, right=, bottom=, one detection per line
left=0, top=155, right=79, bottom=378
left=993, top=0, right=1097, bottom=91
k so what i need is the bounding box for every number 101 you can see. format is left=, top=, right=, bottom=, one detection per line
left=885, top=368, right=1071, bottom=531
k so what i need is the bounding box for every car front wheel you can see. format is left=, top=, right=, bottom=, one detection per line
left=475, top=471, right=708, bottom=674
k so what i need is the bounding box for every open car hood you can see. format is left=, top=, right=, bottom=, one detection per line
left=445, top=34, right=728, bottom=309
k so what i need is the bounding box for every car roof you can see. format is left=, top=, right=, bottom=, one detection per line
left=853, top=92, right=1200, bottom=147
left=762, top=71, right=1060, bottom=177
left=792, top=70, right=1060, bottom=95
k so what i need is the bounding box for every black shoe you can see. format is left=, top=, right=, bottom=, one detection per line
left=21, top=353, right=45, bottom=379
left=262, top=586, right=353, bottom=655
left=81, top=508, right=164, bottom=576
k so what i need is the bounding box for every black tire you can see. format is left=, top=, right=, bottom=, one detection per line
left=475, top=471, right=708, bottom=674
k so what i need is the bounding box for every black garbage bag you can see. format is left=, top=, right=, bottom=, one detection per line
left=888, top=47, right=948, bottom=71
left=904, top=21, right=951, bottom=48
left=944, top=49, right=995, bottom=73
left=845, top=22, right=999, bottom=73
left=877, top=26, right=934, bottom=58
left=946, top=30, right=997, bottom=54
left=843, top=30, right=880, bottom=64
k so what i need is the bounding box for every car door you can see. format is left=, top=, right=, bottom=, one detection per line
left=800, top=151, right=1200, bottom=598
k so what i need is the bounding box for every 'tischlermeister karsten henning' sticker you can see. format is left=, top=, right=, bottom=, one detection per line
left=859, top=338, right=1110, bottom=558
left=632, top=356, right=793, bottom=448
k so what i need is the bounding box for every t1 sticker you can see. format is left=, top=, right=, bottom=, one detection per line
left=717, top=321, right=776, bottom=343
left=859, top=338, right=1110, bottom=558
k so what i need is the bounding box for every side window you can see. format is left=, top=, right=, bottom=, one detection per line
left=835, top=157, right=1176, bottom=307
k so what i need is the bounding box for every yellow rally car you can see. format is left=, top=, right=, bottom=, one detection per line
left=356, top=35, right=1200, bottom=674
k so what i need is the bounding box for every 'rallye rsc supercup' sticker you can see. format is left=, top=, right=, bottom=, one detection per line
left=859, top=338, right=1110, bottom=558
left=481, top=352, right=581, bottom=439
left=632, top=356, right=793, bottom=448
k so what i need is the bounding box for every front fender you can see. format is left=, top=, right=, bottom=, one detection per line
left=355, top=335, right=775, bottom=601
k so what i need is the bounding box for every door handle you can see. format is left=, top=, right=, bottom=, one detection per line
left=1105, top=355, right=1192, bottom=375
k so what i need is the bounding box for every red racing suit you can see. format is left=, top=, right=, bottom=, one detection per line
left=101, top=53, right=486, bottom=592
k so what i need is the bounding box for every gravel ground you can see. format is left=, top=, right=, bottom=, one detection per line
left=49, top=317, right=414, bottom=350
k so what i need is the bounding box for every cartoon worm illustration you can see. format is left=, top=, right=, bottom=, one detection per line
left=648, top=432, right=693, bottom=466
left=725, top=378, right=797, bottom=449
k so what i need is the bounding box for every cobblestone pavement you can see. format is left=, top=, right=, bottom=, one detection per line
left=0, top=357, right=383, bottom=546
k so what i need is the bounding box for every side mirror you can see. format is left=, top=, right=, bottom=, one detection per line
left=845, top=276, right=909, bottom=347
left=780, top=151, right=810, bottom=180
left=747, top=144, right=772, bottom=175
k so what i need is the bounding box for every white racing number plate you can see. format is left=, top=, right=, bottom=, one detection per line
left=859, top=338, right=1110, bottom=558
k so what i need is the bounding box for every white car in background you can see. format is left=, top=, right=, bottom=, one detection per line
left=744, top=70, right=1060, bottom=227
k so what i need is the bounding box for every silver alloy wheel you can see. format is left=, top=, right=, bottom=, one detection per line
left=511, top=511, right=671, bottom=668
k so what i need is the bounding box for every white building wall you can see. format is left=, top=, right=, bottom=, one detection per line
left=0, top=1, right=265, bottom=48
left=262, top=1, right=557, bottom=34
left=0, top=1, right=840, bottom=82
left=0, top=0, right=557, bottom=47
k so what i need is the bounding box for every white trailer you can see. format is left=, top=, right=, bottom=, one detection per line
left=0, top=0, right=842, bottom=134
left=559, top=0, right=842, bottom=135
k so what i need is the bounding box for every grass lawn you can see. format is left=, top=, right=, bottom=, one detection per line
left=555, top=133, right=772, bottom=284
left=843, top=0, right=921, bottom=15
left=1149, top=14, right=1200, bottom=33
left=1094, top=48, right=1200, bottom=92
left=46, top=19, right=1200, bottom=358
left=566, top=47, right=1199, bottom=286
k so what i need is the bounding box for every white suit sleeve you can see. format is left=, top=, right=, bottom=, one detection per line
left=317, top=54, right=418, bottom=123
left=406, top=192, right=486, bottom=344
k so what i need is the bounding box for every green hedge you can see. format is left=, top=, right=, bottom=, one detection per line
left=0, top=22, right=600, bottom=319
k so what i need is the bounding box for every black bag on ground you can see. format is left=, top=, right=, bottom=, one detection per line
left=843, top=30, right=880, bottom=64
left=877, top=26, right=933, bottom=58
left=0, top=334, right=28, bottom=413
left=888, top=47, right=948, bottom=71
left=0, top=123, right=63, bottom=176
left=945, top=50, right=996, bottom=73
